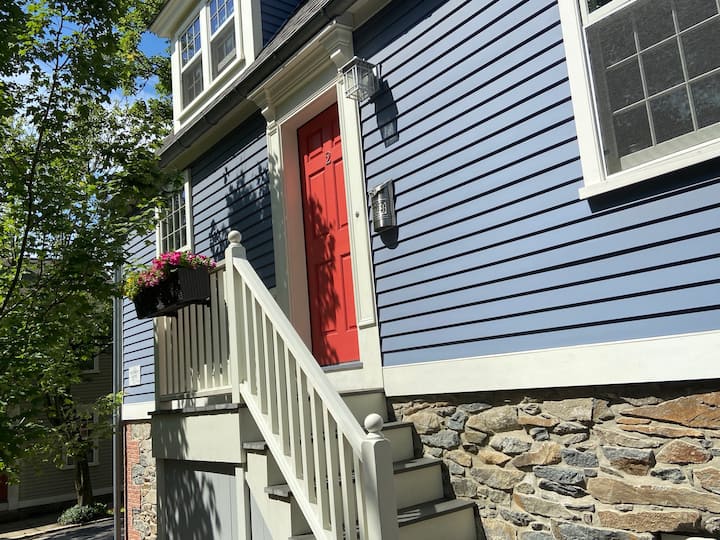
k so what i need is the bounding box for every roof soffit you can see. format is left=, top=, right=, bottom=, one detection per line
left=151, top=0, right=197, bottom=38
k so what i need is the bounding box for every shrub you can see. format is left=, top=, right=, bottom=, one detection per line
left=57, top=502, right=108, bottom=525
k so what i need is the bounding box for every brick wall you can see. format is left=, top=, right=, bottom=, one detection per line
left=124, top=422, right=156, bottom=540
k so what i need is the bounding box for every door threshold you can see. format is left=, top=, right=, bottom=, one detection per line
left=322, top=360, right=363, bottom=373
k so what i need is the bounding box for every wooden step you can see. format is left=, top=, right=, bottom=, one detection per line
left=398, top=498, right=477, bottom=540
left=340, top=389, right=388, bottom=423
left=382, top=421, right=416, bottom=462
left=265, top=483, right=292, bottom=500
left=287, top=499, right=477, bottom=540
left=243, top=440, right=268, bottom=452
left=262, top=457, right=445, bottom=508
left=393, top=457, right=444, bottom=509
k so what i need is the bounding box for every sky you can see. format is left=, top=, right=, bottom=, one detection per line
left=140, top=32, right=170, bottom=59
left=4, top=24, right=171, bottom=104
left=119, top=32, right=170, bottom=102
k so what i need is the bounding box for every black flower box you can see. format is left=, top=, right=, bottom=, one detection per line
left=133, top=267, right=211, bottom=319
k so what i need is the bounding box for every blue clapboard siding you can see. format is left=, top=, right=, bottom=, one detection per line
left=122, top=231, right=156, bottom=404
left=190, top=111, right=275, bottom=289
left=355, top=0, right=720, bottom=367
left=260, top=0, right=301, bottom=44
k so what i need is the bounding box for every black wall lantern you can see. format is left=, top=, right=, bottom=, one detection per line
left=369, top=180, right=396, bottom=233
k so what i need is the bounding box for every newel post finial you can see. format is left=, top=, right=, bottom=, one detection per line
left=228, top=230, right=242, bottom=246
left=364, top=413, right=385, bottom=440
left=226, top=230, right=246, bottom=260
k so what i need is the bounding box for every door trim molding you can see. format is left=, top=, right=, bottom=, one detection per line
left=249, top=21, right=383, bottom=391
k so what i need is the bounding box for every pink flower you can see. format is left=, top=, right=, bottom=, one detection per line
left=123, top=250, right=217, bottom=300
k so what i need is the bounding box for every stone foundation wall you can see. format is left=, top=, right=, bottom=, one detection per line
left=390, top=381, right=720, bottom=540
left=125, top=422, right=156, bottom=540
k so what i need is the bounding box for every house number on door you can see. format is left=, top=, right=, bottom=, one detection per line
left=325, top=151, right=332, bottom=165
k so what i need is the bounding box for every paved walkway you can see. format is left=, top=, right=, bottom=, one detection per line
left=0, top=516, right=113, bottom=540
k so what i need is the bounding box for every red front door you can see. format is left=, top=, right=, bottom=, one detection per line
left=298, top=104, right=359, bottom=366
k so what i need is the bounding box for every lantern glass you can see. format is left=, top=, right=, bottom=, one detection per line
left=342, top=58, right=378, bottom=102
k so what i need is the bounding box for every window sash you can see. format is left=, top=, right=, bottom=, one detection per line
left=159, top=188, right=190, bottom=253
left=180, top=16, right=202, bottom=66
left=211, top=23, right=236, bottom=78
left=181, top=58, right=204, bottom=107
left=210, top=0, right=234, bottom=35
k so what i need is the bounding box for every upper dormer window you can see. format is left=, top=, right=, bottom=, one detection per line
left=176, top=0, right=239, bottom=110
left=210, top=0, right=236, bottom=78
left=180, top=16, right=203, bottom=106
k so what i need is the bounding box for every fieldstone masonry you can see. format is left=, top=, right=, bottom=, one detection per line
left=390, top=383, right=720, bottom=539
left=125, top=422, right=157, bottom=540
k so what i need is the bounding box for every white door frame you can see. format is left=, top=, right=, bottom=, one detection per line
left=249, top=20, right=383, bottom=392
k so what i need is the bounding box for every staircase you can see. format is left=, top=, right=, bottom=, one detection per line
left=223, top=232, right=478, bottom=540
left=244, top=391, right=478, bottom=540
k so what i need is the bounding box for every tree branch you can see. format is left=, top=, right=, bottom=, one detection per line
left=0, top=15, right=66, bottom=319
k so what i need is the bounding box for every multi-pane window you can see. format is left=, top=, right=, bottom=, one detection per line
left=63, top=447, right=99, bottom=468
left=159, top=188, right=189, bottom=253
left=583, top=0, right=720, bottom=174
left=180, top=16, right=203, bottom=106
left=210, top=0, right=233, bottom=32
left=176, top=1, right=239, bottom=109
left=210, top=0, right=236, bottom=78
left=180, top=16, right=201, bottom=64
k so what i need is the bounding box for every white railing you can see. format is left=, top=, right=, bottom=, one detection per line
left=224, top=231, right=398, bottom=540
left=156, top=265, right=231, bottom=399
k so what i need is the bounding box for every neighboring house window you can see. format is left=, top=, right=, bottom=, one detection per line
left=62, top=447, right=99, bottom=469
left=175, top=0, right=240, bottom=109
left=80, top=354, right=100, bottom=374
left=560, top=0, right=720, bottom=197
left=158, top=179, right=192, bottom=253
left=61, top=412, right=100, bottom=469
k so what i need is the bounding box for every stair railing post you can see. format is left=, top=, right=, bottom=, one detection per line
left=225, top=230, right=247, bottom=403
left=361, top=414, right=399, bottom=539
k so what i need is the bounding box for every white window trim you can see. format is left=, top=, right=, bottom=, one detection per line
left=156, top=173, right=194, bottom=255
left=559, top=0, right=720, bottom=199
left=172, top=1, right=246, bottom=127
